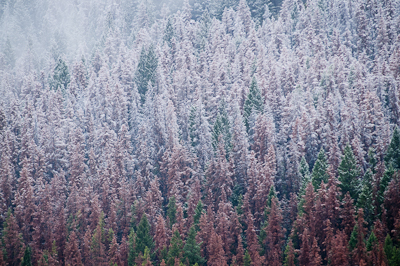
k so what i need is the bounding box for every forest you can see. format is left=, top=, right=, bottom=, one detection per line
left=0, top=0, right=400, bottom=265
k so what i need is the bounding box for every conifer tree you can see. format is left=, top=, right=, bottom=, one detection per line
left=20, top=246, right=32, bottom=266
left=211, top=101, right=232, bottom=154
left=167, top=196, right=177, bottom=227
left=244, top=77, right=263, bottom=132
left=2, top=210, right=24, bottom=266
left=264, top=197, right=284, bottom=265
left=65, top=231, right=82, bottom=266
left=207, top=230, right=228, bottom=266
left=167, top=230, right=183, bottom=266
left=52, top=58, right=70, bottom=92
left=128, top=229, right=136, bottom=266
left=357, top=169, right=375, bottom=226
left=135, top=214, right=154, bottom=258
left=311, top=149, right=329, bottom=190
left=182, top=226, right=205, bottom=266
left=135, top=45, right=158, bottom=104
left=338, top=144, right=361, bottom=202
left=299, top=156, right=311, bottom=196
left=384, top=126, right=400, bottom=170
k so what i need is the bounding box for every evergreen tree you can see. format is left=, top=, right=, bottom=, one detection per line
left=52, top=58, right=70, bottom=92
left=163, top=17, right=174, bottom=46
left=182, top=226, right=205, bottom=265
left=311, top=149, right=329, bottom=190
left=193, top=200, right=204, bottom=230
left=244, top=77, right=264, bottom=132
left=384, top=126, right=400, bottom=170
left=128, top=229, right=136, bottom=266
left=167, top=196, right=177, bottom=227
left=135, top=214, right=154, bottom=257
left=299, top=156, right=311, bottom=196
left=167, top=230, right=183, bottom=266
left=338, top=144, right=361, bottom=201
left=135, top=45, right=158, bottom=104
left=20, top=246, right=32, bottom=266
left=357, top=169, right=374, bottom=226
left=243, top=250, right=252, bottom=266
left=211, top=101, right=232, bottom=155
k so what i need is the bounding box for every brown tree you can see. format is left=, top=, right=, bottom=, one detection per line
left=264, top=197, right=285, bottom=266
left=65, top=231, right=83, bottom=266
left=207, top=230, right=228, bottom=266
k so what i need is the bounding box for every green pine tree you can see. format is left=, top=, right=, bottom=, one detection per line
left=20, top=246, right=32, bottom=266
left=244, top=77, right=264, bottom=132
left=167, top=230, right=183, bottom=266
left=163, top=17, right=174, bottom=46
left=182, top=226, right=205, bottom=265
left=167, top=196, right=177, bottom=227
left=311, top=149, right=329, bottom=190
left=52, top=58, right=70, bottom=92
left=299, top=156, right=311, bottom=196
left=244, top=250, right=252, bottom=266
left=357, top=169, right=375, bottom=226
left=135, top=214, right=154, bottom=257
left=338, top=144, right=361, bottom=201
left=135, top=45, right=158, bottom=104
left=366, top=231, right=377, bottom=252
left=384, top=126, right=400, bottom=170
left=349, top=225, right=358, bottom=252
left=211, top=100, right=232, bottom=156
left=128, top=229, right=136, bottom=266
left=193, top=200, right=204, bottom=231
left=378, top=164, right=395, bottom=213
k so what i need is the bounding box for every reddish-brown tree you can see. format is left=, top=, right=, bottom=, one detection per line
left=329, top=230, right=350, bottom=266
left=13, top=156, right=36, bottom=242
left=207, top=229, right=228, bottom=266
left=108, top=234, right=120, bottom=266
left=264, top=197, right=285, bottom=266
left=65, top=231, right=83, bottom=266
left=2, top=211, right=25, bottom=266
left=352, top=209, right=367, bottom=264
left=310, top=237, right=322, bottom=266
left=341, top=192, right=356, bottom=237
left=155, top=214, right=168, bottom=257
left=204, top=140, right=233, bottom=211
left=246, top=214, right=263, bottom=266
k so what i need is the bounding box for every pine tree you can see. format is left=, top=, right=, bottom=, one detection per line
left=167, top=230, right=183, bottom=266
left=52, top=58, right=70, bottom=92
left=211, top=101, right=232, bottom=155
left=20, top=246, right=32, bottom=266
left=135, top=45, right=158, bottom=104
left=207, top=230, right=228, bottom=266
left=264, top=197, right=285, bottom=266
left=357, top=169, right=375, bottom=226
left=167, top=196, right=177, bottom=227
left=135, top=214, right=154, bottom=257
left=182, top=226, right=205, bottom=265
left=2, top=210, right=24, bottom=266
left=311, top=149, right=329, bottom=190
left=384, top=126, right=400, bottom=170
left=338, top=144, right=361, bottom=202
left=244, top=77, right=263, bottom=132
left=65, top=230, right=82, bottom=266
left=299, top=156, right=311, bottom=196
left=243, top=250, right=252, bottom=266
left=128, top=229, right=136, bottom=266
left=283, top=239, right=295, bottom=266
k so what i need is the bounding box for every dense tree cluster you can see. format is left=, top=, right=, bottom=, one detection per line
left=0, top=0, right=400, bottom=265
